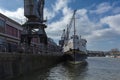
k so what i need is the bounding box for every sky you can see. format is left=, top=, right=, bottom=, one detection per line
left=0, top=0, right=120, bottom=51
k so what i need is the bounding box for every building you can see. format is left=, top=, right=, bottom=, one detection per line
left=87, top=50, right=106, bottom=57
left=47, top=38, right=60, bottom=52
left=0, top=13, right=23, bottom=52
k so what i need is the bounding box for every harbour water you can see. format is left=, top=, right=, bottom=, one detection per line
left=15, top=57, right=120, bottom=80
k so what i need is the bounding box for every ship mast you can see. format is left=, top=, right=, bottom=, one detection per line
left=66, top=10, right=77, bottom=40
left=73, top=10, right=76, bottom=63
left=59, top=10, right=77, bottom=48
left=73, top=11, right=76, bottom=36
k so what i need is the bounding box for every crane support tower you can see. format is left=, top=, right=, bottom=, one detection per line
left=21, top=0, right=47, bottom=52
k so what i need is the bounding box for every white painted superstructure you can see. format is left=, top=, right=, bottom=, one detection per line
left=63, top=35, right=87, bottom=54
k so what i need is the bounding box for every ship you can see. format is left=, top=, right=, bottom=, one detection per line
left=59, top=10, right=87, bottom=64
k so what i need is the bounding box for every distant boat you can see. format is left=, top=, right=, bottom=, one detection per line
left=59, top=10, right=87, bottom=64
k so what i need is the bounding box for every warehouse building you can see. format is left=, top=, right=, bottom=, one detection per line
left=0, top=13, right=23, bottom=52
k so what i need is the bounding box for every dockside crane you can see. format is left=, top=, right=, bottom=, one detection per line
left=20, top=0, right=47, bottom=52
left=59, top=29, right=65, bottom=47
left=65, top=10, right=77, bottom=41
left=59, top=10, right=77, bottom=48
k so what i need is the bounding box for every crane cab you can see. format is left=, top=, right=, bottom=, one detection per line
left=24, top=0, right=39, bottom=19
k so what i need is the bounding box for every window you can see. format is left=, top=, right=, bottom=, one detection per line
left=6, top=24, right=18, bottom=38
left=0, top=37, right=5, bottom=44
left=18, top=30, right=22, bottom=38
left=0, top=19, right=5, bottom=33
left=0, top=19, right=5, bottom=27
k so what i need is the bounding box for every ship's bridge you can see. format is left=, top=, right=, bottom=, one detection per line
left=70, top=35, right=79, bottom=39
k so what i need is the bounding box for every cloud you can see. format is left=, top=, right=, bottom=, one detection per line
left=83, top=14, right=120, bottom=50
left=53, top=0, right=70, bottom=12
left=84, top=14, right=120, bottom=42
left=90, top=2, right=112, bottom=14
left=44, top=8, right=55, bottom=20
left=0, top=8, right=26, bottom=24
left=46, top=0, right=72, bottom=39
left=46, top=6, right=73, bottom=39
left=100, top=14, right=120, bottom=33
left=44, top=0, right=70, bottom=21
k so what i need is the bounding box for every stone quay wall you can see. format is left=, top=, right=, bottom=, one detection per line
left=0, top=52, right=63, bottom=79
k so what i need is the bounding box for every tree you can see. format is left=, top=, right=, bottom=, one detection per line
left=110, top=48, right=120, bottom=55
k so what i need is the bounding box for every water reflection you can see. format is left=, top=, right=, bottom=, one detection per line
left=46, top=62, right=88, bottom=80
left=15, top=62, right=88, bottom=80
left=62, top=62, right=88, bottom=80
left=13, top=57, right=120, bottom=80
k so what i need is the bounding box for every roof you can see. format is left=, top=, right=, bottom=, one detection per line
left=0, top=13, right=22, bottom=26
